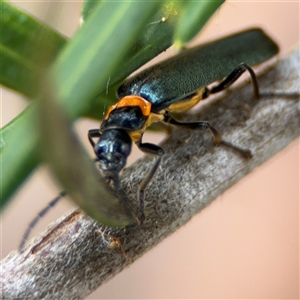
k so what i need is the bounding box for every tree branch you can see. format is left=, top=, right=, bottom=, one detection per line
left=1, top=48, right=299, bottom=300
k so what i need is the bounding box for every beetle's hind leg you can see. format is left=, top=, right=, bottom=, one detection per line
left=205, top=63, right=259, bottom=100
left=164, top=112, right=252, bottom=159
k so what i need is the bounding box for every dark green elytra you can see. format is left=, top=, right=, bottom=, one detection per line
left=117, top=28, right=279, bottom=112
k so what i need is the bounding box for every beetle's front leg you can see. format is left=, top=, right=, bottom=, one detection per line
left=164, top=112, right=251, bottom=159
left=88, top=129, right=102, bottom=147
left=136, top=140, right=164, bottom=224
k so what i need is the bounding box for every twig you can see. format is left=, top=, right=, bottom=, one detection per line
left=1, top=48, right=299, bottom=300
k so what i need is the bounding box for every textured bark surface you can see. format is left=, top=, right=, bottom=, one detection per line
left=1, top=48, right=299, bottom=300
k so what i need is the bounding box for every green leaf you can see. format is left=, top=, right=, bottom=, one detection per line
left=174, top=0, right=225, bottom=48
left=38, top=80, right=136, bottom=226
left=81, top=0, right=101, bottom=21
left=0, top=1, right=67, bottom=98
left=1, top=105, right=38, bottom=208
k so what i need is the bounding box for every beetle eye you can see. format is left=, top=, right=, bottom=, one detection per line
left=120, top=143, right=131, bottom=157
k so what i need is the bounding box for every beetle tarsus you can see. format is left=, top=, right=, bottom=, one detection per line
left=137, top=190, right=145, bottom=224
left=220, top=140, right=253, bottom=159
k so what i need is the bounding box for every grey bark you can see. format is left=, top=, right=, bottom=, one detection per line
left=1, top=48, right=299, bottom=300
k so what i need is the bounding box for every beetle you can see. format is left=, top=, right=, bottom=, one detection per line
left=88, top=28, right=279, bottom=222
left=19, top=28, right=278, bottom=250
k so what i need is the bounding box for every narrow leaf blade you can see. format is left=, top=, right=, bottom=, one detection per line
left=0, top=1, right=66, bottom=98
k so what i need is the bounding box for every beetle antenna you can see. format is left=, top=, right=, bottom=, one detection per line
left=19, top=191, right=66, bottom=253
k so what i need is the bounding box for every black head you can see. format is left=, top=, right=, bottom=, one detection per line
left=94, top=129, right=132, bottom=180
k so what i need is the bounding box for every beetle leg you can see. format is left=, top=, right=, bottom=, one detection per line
left=207, top=63, right=259, bottom=99
left=88, top=129, right=102, bottom=147
left=136, top=140, right=164, bottom=223
left=164, top=112, right=221, bottom=144
left=164, top=112, right=252, bottom=158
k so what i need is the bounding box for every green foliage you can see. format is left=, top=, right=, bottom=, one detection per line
left=0, top=1, right=67, bottom=98
left=174, top=0, right=225, bottom=48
